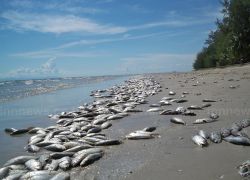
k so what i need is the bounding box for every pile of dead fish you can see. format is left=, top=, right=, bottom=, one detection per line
left=1, top=77, right=161, bottom=179
left=192, top=119, right=250, bottom=147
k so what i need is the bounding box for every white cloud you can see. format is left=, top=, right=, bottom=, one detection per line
left=11, top=31, right=180, bottom=58
left=1, top=9, right=214, bottom=35
left=11, top=50, right=106, bottom=59
left=8, top=0, right=107, bottom=14
left=119, top=53, right=195, bottom=74
left=1, top=11, right=126, bottom=34
left=56, top=31, right=176, bottom=49
left=8, top=57, right=63, bottom=77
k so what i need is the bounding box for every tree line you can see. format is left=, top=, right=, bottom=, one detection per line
left=193, top=0, right=250, bottom=70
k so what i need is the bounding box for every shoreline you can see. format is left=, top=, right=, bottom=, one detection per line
left=0, top=64, right=250, bottom=179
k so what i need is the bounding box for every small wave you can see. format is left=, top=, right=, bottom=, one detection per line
left=24, top=80, right=34, bottom=85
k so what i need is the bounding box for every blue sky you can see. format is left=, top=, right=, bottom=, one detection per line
left=0, top=0, right=222, bottom=79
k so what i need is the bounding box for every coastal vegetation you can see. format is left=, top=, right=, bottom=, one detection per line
left=193, top=0, right=250, bottom=70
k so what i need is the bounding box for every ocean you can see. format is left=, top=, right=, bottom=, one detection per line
left=0, top=75, right=129, bottom=165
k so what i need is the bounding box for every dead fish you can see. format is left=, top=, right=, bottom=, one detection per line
left=193, top=118, right=216, bottom=124
left=4, top=128, right=17, bottom=134
left=28, top=137, right=44, bottom=145
left=101, top=122, right=112, bottom=129
left=210, top=132, right=222, bottom=143
left=25, top=159, right=42, bottom=171
left=170, top=117, right=186, bottom=125
left=80, top=152, right=103, bottom=167
left=201, top=103, right=211, bottom=108
left=202, top=99, right=216, bottom=102
left=44, top=144, right=66, bottom=152
left=0, top=167, right=9, bottom=179
left=126, top=131, right=155, bottom=140
left=50, top=172, right=70, bottom=180
left=223, top=136, right=250, bottom=146
left=192, top=135, right=208, bottom=147
left=87, top=127, right=102, bottom=134
left=38, top=154, right=50, bottom=167
left=241, top=119, right=250, bottom=128
left=237, top=160, right=250, bottom=177
left=95, top=139, right=121, bottom=146
left=187, top=105, right=203, bottom=110
left=4, top=156, right=35, bottom=167
left=160, top=110, right=179, bottom=115
left=183, top=110, right=196, bottom=116
left=50, top=152, right=74, bottom=159
left=159, top=100, right=172, bottom=106
left=107, top=114, right=124, bottom=120
left=231, top=123, right=242, bottom=135
left=8, top=164, right=26, bottom=170
left=63, top=142, right=80, bottom=149
left=175, top=99, right=188, bottom=103
left=20, top=170, right=57, bottom=180
left=198, top=130, right=209, bottom=139
left=58, top=156, right=71, bottom=170
left=24, top=144, right=40, bottom=153
left=71, top=148, right=103, bottom=167
left=149, top=104, right=161, bottom=107
left=47, top=160, right=59, bottom=171
left=220, top=127, right=231, bottom=138
left=235, top=131, right=249, bottom=138
left=10, top=129, right=29, bottom=135
left=147, top=108, right=163, bottom=112
left=169, top=91, right=176, bottom=95
left=175, top=106, right=186, bottom=113
left=210, top=112, right=219, bottom=120
left=143, top=126, right=157, bottom=132
left=65, top=145, right=92, bottom=152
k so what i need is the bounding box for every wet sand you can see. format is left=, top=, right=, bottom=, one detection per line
left=74, top=64, right=250, bottom=180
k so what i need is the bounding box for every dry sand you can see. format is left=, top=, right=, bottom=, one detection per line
left=73, top=64, right=250, bottom=180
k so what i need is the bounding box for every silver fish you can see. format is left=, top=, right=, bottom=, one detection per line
left=126, top=131, right=155, bottom=140
left=210, top=132, right=222, bottom=143
left=101, top=122, right=112, bottom=129
left=170, top=117, right=186, bottom=125
left=224, top=136, right=250, bottom=146
left=20, top=170, right=57, bottom=180
left=147, top=108, right=163, bottom=112
left=238, top=160, right=250, bottom=177
left=65, top=144, right=92, bottom=152
left=193, top=118, right=216, bottom=124
left=44, top=144, right=66, bottom=152
left=198, top=130, right=209, bottom=139
left=58, top=156, right=71, bottom=171
left=25, top=159, right=42, bottom=171
left=4, top=156, right=35, bottom=167
left=192, top=135, right=208, bottom=147
left=80, top=152, right=103, bottom=167
left=71, top=148, right=103, bottom=167
left=95, top=139, right=121, bottom=146
left=0, top=167, right=9, bottom=179
left=25, top=144, right=40, bottom=153
left=210, top=112, right=219, bottom=120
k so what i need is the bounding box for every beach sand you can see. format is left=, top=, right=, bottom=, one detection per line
left=73, top=64, right=250, bottom=180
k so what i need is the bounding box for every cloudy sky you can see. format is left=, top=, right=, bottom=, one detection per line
left=0, top=0, right=222, bottom=79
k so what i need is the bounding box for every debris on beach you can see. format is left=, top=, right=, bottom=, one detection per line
left=126, top=127, right=158, bottom=140
left=192, top=135, right=208, bottom=147
left=237, top=160, right=250, bottom=177
left=170, top=117, right=186, bottom=125
left=0, top=77, right=162, bottom=179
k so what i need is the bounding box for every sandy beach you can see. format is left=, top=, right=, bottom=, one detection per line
left=74, top=64, right=250, bottom=180
left=1, top=64, right=250, bottom=180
